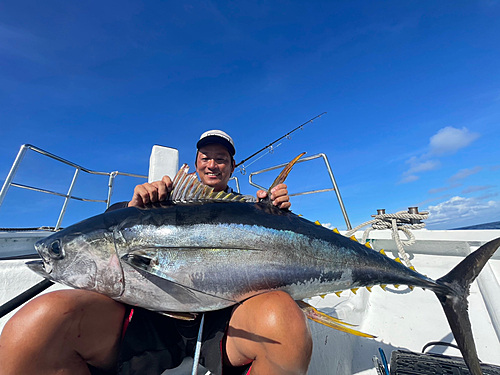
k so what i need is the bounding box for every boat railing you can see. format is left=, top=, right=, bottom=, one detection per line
left=248, top=153, right=352, bottom=230
left=0, top=144, right=147, bottom=231
left=0, top=146, right=348, bottom=231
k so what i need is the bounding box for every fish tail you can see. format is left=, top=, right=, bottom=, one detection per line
left=433, top=237, right=500, bottom=375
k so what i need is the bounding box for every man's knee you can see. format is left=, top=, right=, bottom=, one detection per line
left=257, top=292, right=312, bottom=373
left=0, top=290, right=87, bottom=372
left=6, top=289, right=111, bottom=328
left=1, top=289, right=125, bottom=366
left=253, top=291, right=312, bottom=351
left=227, top=291, right=312, bottom=372
left=3, top=290, right=74, bottom=338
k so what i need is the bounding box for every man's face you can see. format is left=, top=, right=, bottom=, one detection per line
left=196, top=143, right=235, bottom=192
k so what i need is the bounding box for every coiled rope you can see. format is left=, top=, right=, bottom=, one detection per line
left=344, top=209, right=429, bottom=269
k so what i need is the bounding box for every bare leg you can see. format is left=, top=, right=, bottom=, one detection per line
left=224, top=291, right=312, bottom=375
left=0, top=289, right=126, bottom=375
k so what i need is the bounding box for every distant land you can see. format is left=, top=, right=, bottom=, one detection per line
left=454, top=221, right=500, bottom=230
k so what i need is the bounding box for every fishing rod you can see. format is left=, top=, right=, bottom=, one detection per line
left=235, top=112, right=327, bottom=172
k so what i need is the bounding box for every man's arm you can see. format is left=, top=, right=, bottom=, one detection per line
left=105, top=175, right=174, bottom=212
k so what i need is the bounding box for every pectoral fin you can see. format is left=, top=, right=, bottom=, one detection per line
left=297, top=300, right=375, bottom=338
left=158, top=311, right=198, bottom=321
left=122, top=253, right=239, bottom=307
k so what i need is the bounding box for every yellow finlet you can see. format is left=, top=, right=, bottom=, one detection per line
left=410, top=266, right=416, bottom=271
left=380, top=284, right=387, bottom=291
left=395, top=257, right=402, bottom=264
left=366, top=286, right=372, bottom=292
left=335, top=291, right=343, bottom=297
left=409, top=285, right=415, bottom=291
left=314, top=220, right=322, bottom=226
left=350, top=288, right=359, bottom=295
left=364, top=241, right=372, bottom=249
left=298, top=214, right=303, bottom=217
left=394, top=284, right=400, bottom=289
left=350, top=235, right=358, bottom=242
left=379, top=249, right=387, bottom=256
left=333, top=228, right=340, bottom=234
left=319, top=294, right=327, bottom=299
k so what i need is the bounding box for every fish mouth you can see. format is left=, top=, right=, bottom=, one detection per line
left=26, top=260, right=54, bottom=279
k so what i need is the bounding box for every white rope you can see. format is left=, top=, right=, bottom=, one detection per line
left=345, top=210, right=428, bottom=269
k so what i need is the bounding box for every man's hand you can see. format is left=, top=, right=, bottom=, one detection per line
left=128, top=175, right=173, bottom=207
left=257, top=183, right=291, bottom=210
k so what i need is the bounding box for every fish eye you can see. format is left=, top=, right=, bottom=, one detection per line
left=48, top=240, right=64, bottom=259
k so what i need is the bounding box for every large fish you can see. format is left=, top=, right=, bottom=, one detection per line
left=27, top=155, right=500, bottom=375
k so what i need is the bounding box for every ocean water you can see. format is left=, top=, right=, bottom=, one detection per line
left=454, top=221, right=500, bottom=230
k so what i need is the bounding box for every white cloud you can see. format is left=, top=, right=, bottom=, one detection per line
left=429, top=127, right=480, bottom=156
left=477, top=192, right=499, bottom=200
left=415, top=194, right=452, bottom=208
left=399, top=157, right=439, bottom=184
left=400, top=175, right=419, bottom=184
left=425, top=196, right=500, bottom=228
left=426, top=167, right=482, bottom=196
left=405, top=157, right=441, bottom=174
left=461, top=185, right=494, bottom=194
left=400, top=126, right=480, bottom=184
left=449, top=166, right=482, bottom=182
left=428, top=183, right=461, bottom=194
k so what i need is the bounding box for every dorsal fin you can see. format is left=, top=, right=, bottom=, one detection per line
left=169, top=164, right=252, bottom=203
left=169, top=152, right=305, bottom=204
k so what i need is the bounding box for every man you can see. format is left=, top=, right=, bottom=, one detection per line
left=0, top=130, right=312, bottom=375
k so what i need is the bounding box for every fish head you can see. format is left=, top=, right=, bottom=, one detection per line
left=28, top=215, right=124, bottom=297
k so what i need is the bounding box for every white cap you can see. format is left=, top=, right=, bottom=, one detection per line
left=197, top=130, right=235, bottom=156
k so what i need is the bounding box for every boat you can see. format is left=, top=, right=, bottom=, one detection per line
left=1, top=144, right=499, bottom=375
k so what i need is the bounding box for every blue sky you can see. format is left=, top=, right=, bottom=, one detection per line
left=1, top=0, right=499, bottom=230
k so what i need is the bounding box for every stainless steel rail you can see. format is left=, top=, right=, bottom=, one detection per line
left=0, top=144, right=147, bottom=230
left=248, top=153, right=352, bottom=230
left=229, top=176, right=240, bottom=193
